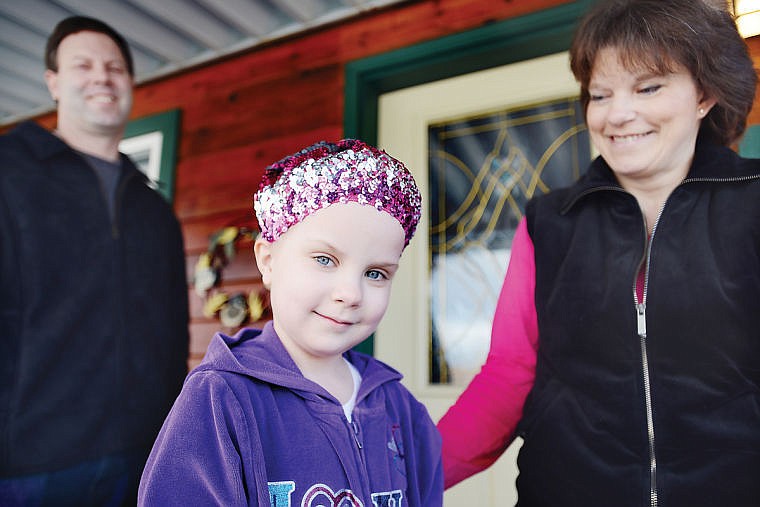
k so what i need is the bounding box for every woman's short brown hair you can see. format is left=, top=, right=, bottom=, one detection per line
left=570, top=0, right=757, bottom=146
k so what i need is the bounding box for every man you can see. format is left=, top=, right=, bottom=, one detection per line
left=0, top=16, right=189, bottom=505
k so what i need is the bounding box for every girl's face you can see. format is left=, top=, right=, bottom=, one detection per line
left=586, top=47, right=715, bottom=191
left=254, top=202, right=405, bottom=372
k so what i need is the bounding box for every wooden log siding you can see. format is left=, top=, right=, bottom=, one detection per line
left=749, top=36, right=760, bottom=126
left=8, top=0, right=760, bottom=369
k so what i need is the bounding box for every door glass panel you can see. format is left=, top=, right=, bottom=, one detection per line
left=428, top=97, right=590, bottom=385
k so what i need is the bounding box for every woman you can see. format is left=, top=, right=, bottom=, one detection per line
left=438, top=1, right=760, bottom=505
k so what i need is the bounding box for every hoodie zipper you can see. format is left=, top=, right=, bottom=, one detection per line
left=350, top=419, right=363, bottom=450
left=345, top=415, right=374, bottom=501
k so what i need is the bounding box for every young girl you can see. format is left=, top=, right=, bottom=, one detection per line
left=138, top=139, right=443, bottom=506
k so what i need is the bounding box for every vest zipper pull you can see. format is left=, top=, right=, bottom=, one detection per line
left=636, top=303, right=647, bottom=338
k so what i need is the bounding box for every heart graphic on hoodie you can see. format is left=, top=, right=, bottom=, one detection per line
left=302, top=484, right=364, bottom=507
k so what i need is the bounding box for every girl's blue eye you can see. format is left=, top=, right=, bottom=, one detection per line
left=315, top=255, right=331, bottom=266
left=366, top=270, right=386, bottom=281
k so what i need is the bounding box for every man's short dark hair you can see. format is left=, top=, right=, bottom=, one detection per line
left=45, top=16, right=134, bottom=76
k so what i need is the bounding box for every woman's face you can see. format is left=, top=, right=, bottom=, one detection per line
left=586, top=47, right=715, bottom=190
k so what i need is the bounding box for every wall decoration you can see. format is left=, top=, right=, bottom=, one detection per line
left=193, top=224, right=271, bottom=329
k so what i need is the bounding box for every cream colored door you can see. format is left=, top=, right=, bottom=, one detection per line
left=375, top=52, right=580, bottom=506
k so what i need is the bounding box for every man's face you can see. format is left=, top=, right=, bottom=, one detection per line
left=45, top=31, right=133, bottom=138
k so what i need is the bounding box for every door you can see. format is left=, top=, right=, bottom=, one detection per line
left=375, top=52, right=588, bottom=506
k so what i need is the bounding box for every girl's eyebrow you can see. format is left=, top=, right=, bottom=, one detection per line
left=304, top=238, right=340, bottom=252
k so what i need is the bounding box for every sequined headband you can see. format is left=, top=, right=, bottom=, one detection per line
left=254, top=139, right=422, bottom=247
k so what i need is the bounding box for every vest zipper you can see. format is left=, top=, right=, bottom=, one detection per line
left=635, top=203, right=665, bottom=507
left=638, top=302, right=658, bottom=507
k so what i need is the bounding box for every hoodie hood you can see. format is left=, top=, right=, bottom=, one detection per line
left=194, top=321, right=403, bottom=405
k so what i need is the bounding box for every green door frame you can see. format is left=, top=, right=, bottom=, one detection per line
left=344, top=0, right=594, bottom=143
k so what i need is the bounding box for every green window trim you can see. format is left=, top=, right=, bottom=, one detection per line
left=123, top=108, right=181, bottom=203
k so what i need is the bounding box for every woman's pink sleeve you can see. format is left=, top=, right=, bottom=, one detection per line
left=436, top=218, right=538, bottom=489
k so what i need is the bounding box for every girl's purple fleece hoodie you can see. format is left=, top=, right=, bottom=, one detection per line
left=138, top=322, right=443, bottom=506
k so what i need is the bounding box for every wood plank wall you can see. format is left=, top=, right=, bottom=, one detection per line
left=749, top=36, right=760, bottom=126
left=12, top=0, right=760, bottom=369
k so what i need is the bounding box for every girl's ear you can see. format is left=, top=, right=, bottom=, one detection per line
left=253, top=237, right=274, bottom=289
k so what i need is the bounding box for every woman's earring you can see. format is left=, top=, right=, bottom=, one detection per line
left=699, top=108, right=705, bottom=115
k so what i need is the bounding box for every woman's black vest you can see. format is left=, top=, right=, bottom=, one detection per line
left=515, top=143, right=760, bottom=507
